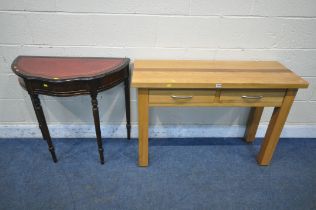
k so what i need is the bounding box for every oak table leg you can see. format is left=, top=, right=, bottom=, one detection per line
left=124, top=78, right=131, bottom=139
left=138, top=88, right=149, bottom=167
left=257, top=89, right=297, bottom=165
left=244, top=107, right=264, bottom=143
left=29, top=94, right=58, bottom=163
left=91, top=93, right=105, bottom=164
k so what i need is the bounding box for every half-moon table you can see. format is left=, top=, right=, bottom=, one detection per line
left=11, top=56, right=131, bottom=164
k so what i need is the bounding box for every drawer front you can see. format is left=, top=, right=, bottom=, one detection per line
left=30, top=80, right=91, bottom=96
left=220, top=89, right=285, bottom=106
left=149, top=89, right=216, bottom=105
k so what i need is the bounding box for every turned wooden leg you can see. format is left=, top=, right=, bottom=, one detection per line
left=91, top=93, right=105, bottom=164
left=138, top=89, right=149, bottom=167
left=124, top=78, right=131, bottom=140
left=257, top=89, right=297, bottom=165
left=29, top=94, right=58, bottom=163
left=244, top=107, right=264, bottom=143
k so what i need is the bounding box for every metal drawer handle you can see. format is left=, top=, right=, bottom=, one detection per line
left=241, top=95, right=263, bottom=99
left=171, top=95, right=193, bottom=100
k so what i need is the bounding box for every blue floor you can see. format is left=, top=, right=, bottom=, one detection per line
left=0, top=138, right=316, bottom=210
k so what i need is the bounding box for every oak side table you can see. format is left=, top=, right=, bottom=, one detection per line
left=131, top=60, right=309, bottom=167
left=12, top=56, right=130, bottom=164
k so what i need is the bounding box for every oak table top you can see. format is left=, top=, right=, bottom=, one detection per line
left=132, top=60, right=308, bottom=89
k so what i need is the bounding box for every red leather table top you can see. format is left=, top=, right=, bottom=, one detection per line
left=12, top=56, right=128, bottom=80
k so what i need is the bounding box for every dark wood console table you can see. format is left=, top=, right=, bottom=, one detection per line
left=12, top=56, right=131, bottom=164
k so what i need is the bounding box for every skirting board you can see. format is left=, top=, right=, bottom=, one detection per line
left=0, top=124, right=316, bottom=138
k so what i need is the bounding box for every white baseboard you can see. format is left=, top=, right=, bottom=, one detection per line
left=0, top=124, right=316, bottom=138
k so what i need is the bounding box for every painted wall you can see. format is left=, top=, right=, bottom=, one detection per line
left=0, top=0, right=316, bottom=137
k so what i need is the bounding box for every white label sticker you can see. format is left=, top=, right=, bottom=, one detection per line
left=216, top=83, right=222, bottom=88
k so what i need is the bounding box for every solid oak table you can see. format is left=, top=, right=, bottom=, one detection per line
left=131, top=60, right=309, bottom=167
left=12, top=56, right=130, bottom=164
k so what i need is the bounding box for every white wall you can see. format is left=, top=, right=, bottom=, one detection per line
left=0, top=0, right=316, bottom=137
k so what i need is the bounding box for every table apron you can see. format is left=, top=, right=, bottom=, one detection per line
left=148, top=88, right=286, bottom=107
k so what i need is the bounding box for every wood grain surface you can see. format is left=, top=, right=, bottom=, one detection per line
left=132, top=60, right=309, bottom=89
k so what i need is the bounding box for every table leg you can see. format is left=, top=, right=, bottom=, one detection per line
left=29, top=94, right=58, bottom=163
left=244, top=107, right=264, bottom=143
left=257, top=89, right=297, bottom=165
left=138, top=88, right=149, bottom=167
left=124, top=78, right=131, bottom=139
left=91, top=93, right=105, bottom=164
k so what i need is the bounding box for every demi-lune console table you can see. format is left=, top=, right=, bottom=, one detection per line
left=12, top=56, right=130, bottom=164
left=131, top=60, right=309, bottom=167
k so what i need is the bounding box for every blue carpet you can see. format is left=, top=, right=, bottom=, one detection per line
left=0, top=138, right=315, bottom=210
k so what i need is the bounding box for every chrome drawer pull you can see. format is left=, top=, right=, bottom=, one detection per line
left=171, top=95, right=193, bottom=99
left=241, top=95, right=263, bottom=99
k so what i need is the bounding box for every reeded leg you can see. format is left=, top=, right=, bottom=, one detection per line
left=138, top=89, right=149, bottom=167
left=29, top=94, right=57, bottom=163
left=257, top=89, right=297, bottom=165
left=244, top=107, right=264, bottom=143
left=91, top=93, right=105, bottom=164
left=124, top=78, right=131, bottom=139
